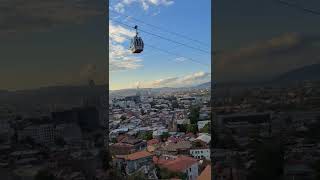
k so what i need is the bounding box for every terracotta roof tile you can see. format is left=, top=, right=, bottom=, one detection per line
left=125, top=150, right=152, bottom=161
left=157, top=156, right=198, bottom=172
left=197, top=165, right=211, bottom=180
left=147, top=139, right=160, bottom=146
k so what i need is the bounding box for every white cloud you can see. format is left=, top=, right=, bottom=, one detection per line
left=114, top=3, right=125, bottom=13
left=141, top=0, right=150, bottom=10
left=136, top=71, right=211, bottom=88
left=148, top=0, right=174, bottom=6
left=109, top=42, right=143, bottom=71
left=112, top=0, right=174, bottom=13
left=174, top=57, right=187, bottom=62
left=109, top=21, right=135, bottom=43
left=152, top=9, right=161, bottom=16
left=180, top=72, right=211, bottom=83
left=109, top=21, right=143, bottom=71
left=123, top=0, right=136, bottom=4
left=151, top=77, right=179, bottom=86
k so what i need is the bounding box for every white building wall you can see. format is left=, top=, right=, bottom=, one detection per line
left=190, top=149, right=210, bottom=160
left=185, top=163, right=198, bottom=180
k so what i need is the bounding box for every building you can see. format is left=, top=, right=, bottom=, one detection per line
left=195, top=133, right=211, bottom=144
left=110, top=138, right=147, bottom=155
left=197, top=120, right=210, bottom=130
left=190, top=148, right=210, bottom=160
left=124, top=150, right=153, bottom=174
left=157, top=141, right=192, bottom=155
left=155, top=156, right=199, bottom=180
left=114, top=150, right=154, bottom=176
left=153, top=128, right=168, bottom=138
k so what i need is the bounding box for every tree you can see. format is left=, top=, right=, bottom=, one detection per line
left=120, top=115, right=126, bottom=121
left=144, top=131, right=153, bottom=140
left=194, top=141, right=203, bottom=148
left=200, top=122, right=211, bottom=133
left=111, top=138, right=117, bottom=143
left=160, top=132, right=170, bottom=142
left=186, top=124, right=198, bottom=134
left=150, top=101, right=156, bottom=107
left=171, top=100, right=179, bottom=109
left=138, top=132, right=153, bottom=141
left=189, top=106, right=200, bottom=125
left=140, top=109, right=146, bottom=115
left=177, top=124, right=187, bottom=133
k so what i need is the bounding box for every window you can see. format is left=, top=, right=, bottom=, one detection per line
left=137, top=39, right=141, bottom=46
left=135, top=39, right=138, bottom=46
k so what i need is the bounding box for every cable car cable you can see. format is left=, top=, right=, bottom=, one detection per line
left=110, top=9, right=211, bottom=47
left=109, top=32, right=210, bottom=67
left=111, top=19, right=212, bottom=55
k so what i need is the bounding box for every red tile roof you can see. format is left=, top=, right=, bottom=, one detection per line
left=197, top=165, right=211, bottom=180
left=117, top=135, right=128, bottom=142
left=153, top=156, right=174, bottom=165
left=156, top=156, right=198, bottom=172
left=147, top=139, right=160, bottom=146
left=125, top=150, right=152, bottom=161
left=111, top=143, right=134, bottom=148
left=185, top=132, right=195, bottom=138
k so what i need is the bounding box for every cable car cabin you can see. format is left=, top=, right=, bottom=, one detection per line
left=130, top=36, right=144, bottom=53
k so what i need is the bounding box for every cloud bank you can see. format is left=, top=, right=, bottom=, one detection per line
left=109, top=21, right=143, bottom=71
left=112, top=0, right=174, bottom=13
left=131, top=71, right=211, bottom=88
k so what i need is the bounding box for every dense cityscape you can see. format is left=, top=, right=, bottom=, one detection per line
left=0, top=79, right=319, bottom=180
left=109, top=87, right=211, bottom=179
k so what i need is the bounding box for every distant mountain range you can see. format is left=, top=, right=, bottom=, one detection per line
left=109, top=82, right=212, bottom=98
left=1, top=63, right=319, bottom=106
left=195, top=82, right=211, bottom=89
left=111, top=62, right=320, bottom=94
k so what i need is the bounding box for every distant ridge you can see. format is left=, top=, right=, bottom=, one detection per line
left=195, top=82, right=211, bottom=89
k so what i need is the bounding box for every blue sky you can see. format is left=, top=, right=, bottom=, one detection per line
left=109, top=0, right=211, bottom=90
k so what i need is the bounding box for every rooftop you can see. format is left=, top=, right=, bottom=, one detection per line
left=125, top=150, right=153, bottom=161
left=197, top=165, right=211, bottom=180
left=156, top=156, right=198, bottom=172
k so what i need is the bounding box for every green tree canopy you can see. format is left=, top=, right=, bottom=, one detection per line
left=160, top=132, right=170, bottom=142
left=186, top=124, right=198, bottom=134
left=189, top=106, right=200, bottom=124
